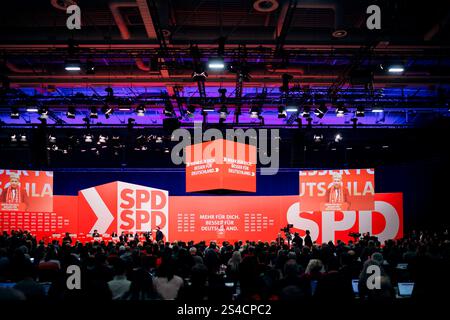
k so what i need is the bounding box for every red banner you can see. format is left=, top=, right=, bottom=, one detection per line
left=299, top=169, right=375, bottom=211
left=37, top=184, right=402, bottom=245
left=0, top=195, right=77, bottom=239
left=186, top=139, right=256, bottom=193
left=170, top=193, right=402, bottom=244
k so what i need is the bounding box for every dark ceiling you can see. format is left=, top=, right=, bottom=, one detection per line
left=0, top=0, right=449, bottom=129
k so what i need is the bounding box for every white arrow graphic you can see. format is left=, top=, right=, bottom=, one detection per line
left=81, top=187, right=115, bottom=234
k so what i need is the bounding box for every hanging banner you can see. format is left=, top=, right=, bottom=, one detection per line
left=185, top=139, right=257, bottom=193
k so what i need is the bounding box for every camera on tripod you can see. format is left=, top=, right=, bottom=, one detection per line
left=281, top=224, right=294, bottom=233
left=280, top=224, right=294, bottom=242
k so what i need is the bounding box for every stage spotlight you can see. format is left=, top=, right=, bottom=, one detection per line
left=278, top=106, right=287, bottom=118
left=10, top=107, right=20, bottom=119
left=219, top=105, right=228, bottom=119
left=250, top=106, right=261, bottom=118
left=98, top=135, right=107, bottom=144
left=38, top=107, right=48, bottom=119
left=65, top=59, right=81, bottom=71
left=286, top=106, right=298, bottom=112
left=208, top=58, right=225, bottom=70
left=26, top=107, right=39, bottom=113
left=335, top=105, right=347, bottom=117
left=192, top=71, right=208, bottom=82
left=258, top=115, right=265, bottom=125
left=356, top=106, right=365, bottom=117
left=334, top=133, right=343, bottom=142
left=302, top=107, right=311, bottom=118
left=135, top=105, right=146, bottom=116
left=203, top=104, right=215, bottom=113
left=164, top=104, right=175, bottom=117
left=86, top=60, right=95, bottom=74
left=102, top=105, right=114, bottom=119
left=90, top=107, right=98, bottom=119
left=48, top=135, right=56, bottom=143
left=313, top=134, right=323, bottom=143
left=388, top=65, right=404, bottom=73
left=314, top=104, right=328, bottom=118
left=84, top=134, right=93, bottom=143
left=10, top=134, right=17, bottom=142
left=67, top=106, right=76, bottom=119
left=186, top=105, right=196, bottom=117
left=20, top=134, right=27, bottom=142
left=372, top=106, right=384, bottom=113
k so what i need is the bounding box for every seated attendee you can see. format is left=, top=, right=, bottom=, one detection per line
left=358, top=253, right=388, bottom=300
left=177, top=263, right=208, bottom=301
left=14, top=260, right=46, bottom=301
left=366, top=275, right=395, bottom=301
left=226, top=251, right=242, bottom=282
left=274, top=259, right=307, bottom=298
left=92, top=230, right=100, bottom=238
left=153, top=260, right=183, bottom=300
left=108, top=259, right=131, bottom=300
left=301, top=259, right=325, bottom=297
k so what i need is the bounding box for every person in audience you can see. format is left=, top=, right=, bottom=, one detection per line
left=177, top=263, right=208, bottom=301
left=13, top=259, right=46, bottom=301
left=108, top=259, right=131, bottom=300
left=1, top=228, right=450, bottom=303
left=152, top=260, right=184, bottom=299
left=226, top=250, right=242, bottom=282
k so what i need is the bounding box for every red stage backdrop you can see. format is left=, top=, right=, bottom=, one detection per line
left=170, top=193, right=402, bottom=244
left=41, top=181, right=402, bottom=244
left=0, top=169, right=53, bottom=212
left=299, top=169, right=375, bottom=211
left=186, top=139, right=257, bottom=192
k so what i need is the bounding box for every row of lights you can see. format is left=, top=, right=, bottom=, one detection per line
left=278, top=105, right=384, bottom=119
left=9, top=105, right=384, bottom=124
left=9, top=105, right=148, bottom=120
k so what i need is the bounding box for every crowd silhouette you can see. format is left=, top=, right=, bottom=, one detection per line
left=0, top=229, right=449, bottom=302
